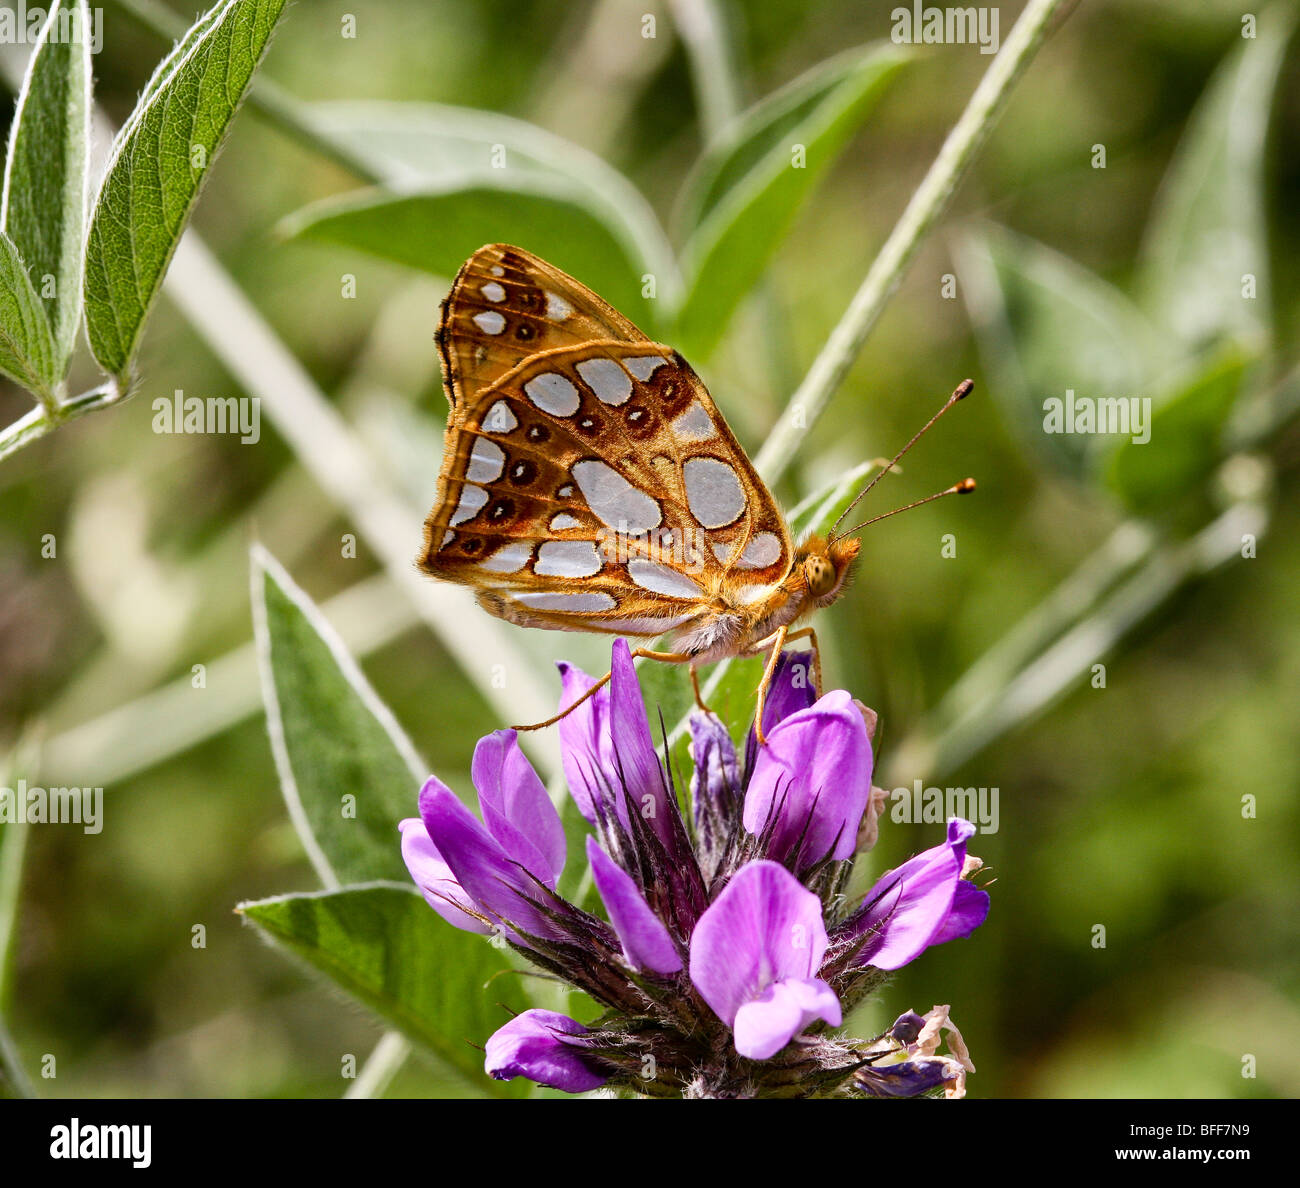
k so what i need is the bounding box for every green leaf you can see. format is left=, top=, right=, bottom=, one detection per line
left=677, top=43, right=898, bottom=231
left=957, top=224, right=1168, bottom=480
left=239, top=884, right=528, bottom=1097
left=0, top=233, right=57, bottom=399
left=251, top=546, right=426, bottom=887
left=1, top=0, right=92, bottom=379
left=1104, top=349, right=1250, bottom=518
left=673, top=43, right=908, bottom=358
left=281, top=176, right=660, bottom=332
left=1138, top=12, right=1292, bottom=352
left=82, top=0, right=289, bottom=381
left=299, top=100, right=679, bottom=304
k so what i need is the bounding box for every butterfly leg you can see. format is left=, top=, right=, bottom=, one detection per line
left=512, top=669, right=613, bottom=733
left=511, top=648, right=694, bottom=733
left=752, top=625, right=790, bottom=748
left=750, top=625, right=826, bottom=745
left=688, top=660, right=719, bottom=714
left=779, top=626, right=824, bottom=697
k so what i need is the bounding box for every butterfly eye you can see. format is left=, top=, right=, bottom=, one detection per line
left=803, top=555, right=836, bottom=598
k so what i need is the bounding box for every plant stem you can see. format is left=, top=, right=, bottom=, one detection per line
left=344, top=1030, right=410, bottom=1099
left=0, top=746, right=32, bottom=1014
left=0, top=822, right=26, bottom=1013
left=0, top=381, right=119, bottom=463
left=926, top=521, right=1156, bottom=728
left=754, top=0, right=1070, bottom=484
left=0, top=1012, right=34, bottom=1098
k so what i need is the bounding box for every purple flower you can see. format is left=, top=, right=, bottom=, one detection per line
left=556, top=639, right=677, bottom=851
left=397, top=642, right=989, bottom=1098
left=742, top=689, right=873, bottom=869
left=689, top=860, right=842, bottom=1060
left=399, top=729, right=565, bottom=944
left=855, top=1054, right=969, bottom=1098
left=839, top=817, right=990, bottom=970
left=484, top=1010, right=610, bottom=1093
left=690, top=710, right=739, bottom=822
left=472, top=729, right=566, bottom=883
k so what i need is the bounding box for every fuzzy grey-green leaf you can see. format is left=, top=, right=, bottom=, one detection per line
left=1139, top=13, right=1291, bottom=351
left=82, top=0, right=288, bottom=380
left=251, top=547, right=426, bottom=887
left=958, top=224, right=1168, bottom=480
left=673, top=44, right=907, bottom=358
left=239, top=884, right=528, bottom=1097
left=299, top=100, right=679, bottom=304
left=1, top=0, right=92, bottom=378
left=281, top=177, right=660, bottom=332
left=0, top=233, right=57, bottom=399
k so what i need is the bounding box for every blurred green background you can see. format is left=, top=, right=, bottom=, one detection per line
left=2, top=0, right=1298, bottom=1098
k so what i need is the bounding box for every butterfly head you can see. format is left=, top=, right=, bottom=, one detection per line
left=794, top=534, right=861, bottom=609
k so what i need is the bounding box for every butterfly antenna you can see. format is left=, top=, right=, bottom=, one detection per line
left=835, top=477, right=976, bottom=539
left=829, top=379, right=974, bottom=542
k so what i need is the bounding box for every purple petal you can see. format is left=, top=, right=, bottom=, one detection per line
left=732, top=977, right=841, bottom=1060
left=743, top=689, right=872, bottom=867
left=472, top=729, right=565, bottom=885
left=556, top=642, right=675, bottom=849
left=556, top=659, right=613, bottom=827
left=744, top=650, right=817, bottom=771
left=931, top=878, right=990, bottom=944
left=398, top=816, right=490, bottom=934
left=847, top=818, right=982, bottom=970
left=607, top=639, right=674, bottom=848
left=418, top=779, right=556, bottom=944
left=586, top=837, right=682, bottom=975
left=856, top=1055, right=965, bottom=1098
left=484, top=1010, right=609, bottom=1093
left=890, top=1011, right=927, bottom=1044
left=688, top=859, right=829, bottom=1028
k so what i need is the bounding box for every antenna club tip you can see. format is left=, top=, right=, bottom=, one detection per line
left=956, top=477, right=977, bottom=493
left=955, top=379, right=975, bottom=400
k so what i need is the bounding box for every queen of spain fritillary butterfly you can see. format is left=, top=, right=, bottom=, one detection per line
left=420, top=244, right=974, bottom=740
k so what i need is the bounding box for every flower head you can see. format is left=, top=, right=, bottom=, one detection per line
left=401, top=643, right=990, bottom=1098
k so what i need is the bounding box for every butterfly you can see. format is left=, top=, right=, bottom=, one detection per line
left=420, top=244, right=973, bottom=741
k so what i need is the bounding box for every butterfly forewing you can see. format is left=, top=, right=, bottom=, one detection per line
left=423, top=245, right=792, bottom=646
left=436, top=243, right=645, bottom=411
